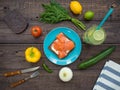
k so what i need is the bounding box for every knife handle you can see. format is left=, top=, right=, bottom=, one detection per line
left=4, top=70, right=21, bottom=77
left=10, top=79, right=25, bottom=88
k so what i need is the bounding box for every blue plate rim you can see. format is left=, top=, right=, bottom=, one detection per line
left=43, top=27, right=82, bottom=66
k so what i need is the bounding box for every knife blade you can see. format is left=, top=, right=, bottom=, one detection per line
left=4, top=66, right=40, bottom=77
left=10, top=71, right=40, bottom=88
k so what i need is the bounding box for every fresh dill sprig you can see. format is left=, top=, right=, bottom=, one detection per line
left=39, top=0, right=86, bottom=30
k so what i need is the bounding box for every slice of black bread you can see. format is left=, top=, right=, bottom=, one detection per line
left=4, top=9, right=28, bottom=34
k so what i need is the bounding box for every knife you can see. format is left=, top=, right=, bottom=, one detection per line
left=4, top=66, right=40, bottom=77
left=10, top=70, right=40, bottom=88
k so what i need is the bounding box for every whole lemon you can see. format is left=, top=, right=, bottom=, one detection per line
left=70, top=1, right=83, bottom=14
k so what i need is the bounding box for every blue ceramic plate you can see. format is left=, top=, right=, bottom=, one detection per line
left=43, top=27, right=82, bottom=66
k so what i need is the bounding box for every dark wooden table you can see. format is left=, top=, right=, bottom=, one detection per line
left=0, top=0, right=120, bottom=90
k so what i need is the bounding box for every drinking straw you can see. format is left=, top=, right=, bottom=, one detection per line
left=96, top=7, right=114, bottom=30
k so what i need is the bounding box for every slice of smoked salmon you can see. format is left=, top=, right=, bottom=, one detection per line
left=52, top=40, right=64, bottom=51
left=65, top=41, right=75, bottom=51
left=58, top=51, right=67, bottom=59
left=50, top=33, right=75, bottom=59
left=57, top=33, right=66, bottom=43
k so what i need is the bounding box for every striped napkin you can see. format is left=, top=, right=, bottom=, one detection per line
left=93, top=60, right=120, bottom=90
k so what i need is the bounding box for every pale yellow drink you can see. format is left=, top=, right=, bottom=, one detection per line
left=83, top=25, right=106, bottom=45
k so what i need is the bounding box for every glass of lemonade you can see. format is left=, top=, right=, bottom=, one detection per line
left=83, top=25, right=106, bottom=45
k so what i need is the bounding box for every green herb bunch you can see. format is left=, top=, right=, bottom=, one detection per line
left=39, top=0, right=86, bottom=30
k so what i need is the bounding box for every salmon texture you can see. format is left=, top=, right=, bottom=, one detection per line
left=50, top=33, right=75, bottom=59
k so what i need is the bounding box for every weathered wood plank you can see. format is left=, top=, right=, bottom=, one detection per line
left=0, top=0, right=120, bottom=90
left=0, top=70, right=100, bottom=90
left=0, top=0, right=120, bottom=21
left=0, top=21, right=120, bottom=44
left=0, top=44, right=119, bottom=71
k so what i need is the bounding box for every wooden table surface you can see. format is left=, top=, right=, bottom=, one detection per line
left=0, top=0, right=120, bottom=90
